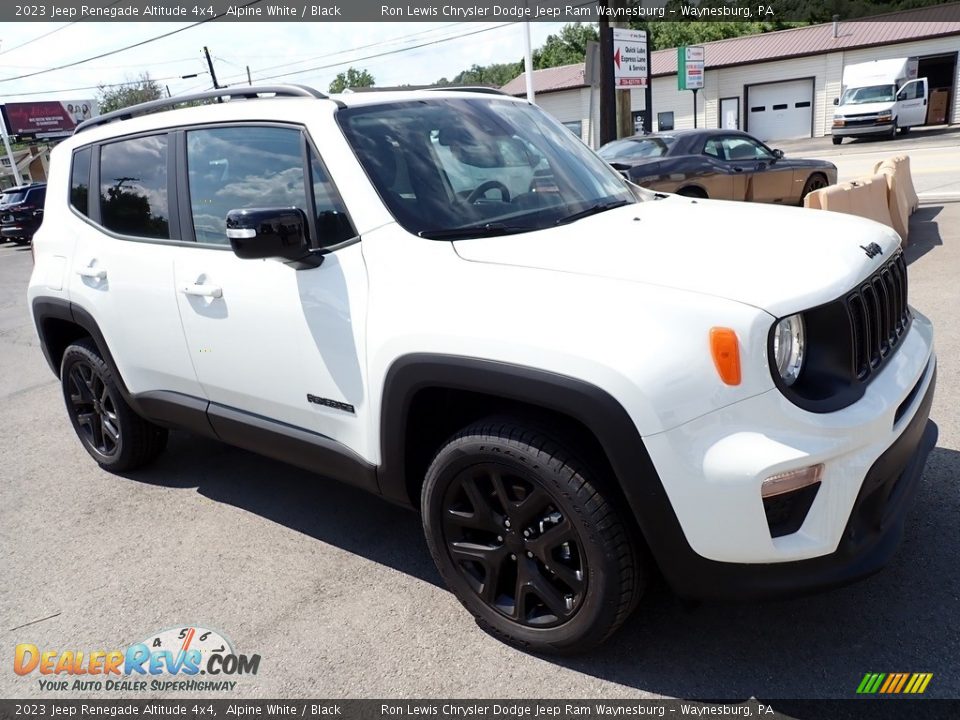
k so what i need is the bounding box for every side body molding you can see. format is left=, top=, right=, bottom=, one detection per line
left=30, top=297, right=378, bottom=493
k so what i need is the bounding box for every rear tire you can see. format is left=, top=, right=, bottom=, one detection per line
left=800, top=173, right=829, bottom=203
left=60, top=338, right=168, bottom=472
left=421, top=417, right=644, bottom=654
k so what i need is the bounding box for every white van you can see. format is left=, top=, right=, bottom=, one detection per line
left=832, top=57, right=928, bottom=144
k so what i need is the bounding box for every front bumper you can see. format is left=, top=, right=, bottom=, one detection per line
left=832, top=121, right=895, bottom=138
left=662, top=370, right=936, bottom=600
left=642, top=310, right=937, bottom=599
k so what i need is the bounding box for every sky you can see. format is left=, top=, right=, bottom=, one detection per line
left=0, top=21, right=570, bottom=104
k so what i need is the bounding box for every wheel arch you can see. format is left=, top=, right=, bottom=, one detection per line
left=377, top=354, right=689, bottom=573
left=31, top=298, right=133, bottom=400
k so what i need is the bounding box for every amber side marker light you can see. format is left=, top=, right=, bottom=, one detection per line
left=710, top=327, right=741, bottom=385
left=762, top=464, right=824, bottom=499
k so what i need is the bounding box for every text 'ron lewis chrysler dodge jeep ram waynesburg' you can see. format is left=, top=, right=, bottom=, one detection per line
left=29, top=85, right=937, bottom=654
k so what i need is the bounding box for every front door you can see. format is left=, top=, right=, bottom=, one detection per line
left=172, top=124, right=369, bottom=456
left=720, top=98, right=740, bottom=129
left=718, top=135, right=794, bottom=203
left=896, top=78, right=929, bottom=127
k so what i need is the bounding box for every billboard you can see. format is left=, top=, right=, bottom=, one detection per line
left=1, top=100, right=99, bottom=137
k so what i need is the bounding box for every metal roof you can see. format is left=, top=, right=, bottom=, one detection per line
left=500, top=63, right=586, bottom=96
left=502, top=3, right=960, bottom=96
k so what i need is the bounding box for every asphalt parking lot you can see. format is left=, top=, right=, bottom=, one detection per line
left=1, top=197, right=958, bottom=701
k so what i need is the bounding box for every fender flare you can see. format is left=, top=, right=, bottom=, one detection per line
left=32, top=298, right=130, bottom=394
left=376, top=353, right=693, bottom=577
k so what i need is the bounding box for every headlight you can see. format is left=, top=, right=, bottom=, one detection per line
left=772, top=314, right=805, bottom=386
left=877, top=110, right=893, bottom=119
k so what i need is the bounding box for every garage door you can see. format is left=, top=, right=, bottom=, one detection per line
left=747, top=79, right=814, bottom=141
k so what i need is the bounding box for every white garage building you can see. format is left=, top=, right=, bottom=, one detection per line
left=501, top=4, right=960, bottom=147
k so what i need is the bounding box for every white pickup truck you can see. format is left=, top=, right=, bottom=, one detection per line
left=832, top=57, right=928, bottom=144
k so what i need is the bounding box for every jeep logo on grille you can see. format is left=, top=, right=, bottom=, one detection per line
left=861, top=242, right=883, bottom=258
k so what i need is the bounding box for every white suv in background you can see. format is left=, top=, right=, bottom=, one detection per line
left=29, top=85, right=937, bottom=654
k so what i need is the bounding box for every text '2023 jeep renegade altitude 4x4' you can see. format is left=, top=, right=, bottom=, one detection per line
left=29, top=85, right=937, bottom=654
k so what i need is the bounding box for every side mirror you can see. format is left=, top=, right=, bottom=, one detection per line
left=773, top=149, right=784, bottom=159
left=833, top=97, right=839, bottom=105
left=226, top=208, right=312, bottom=263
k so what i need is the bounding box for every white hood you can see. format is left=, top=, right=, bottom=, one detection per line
left=453, top=196, right=903, bottom=317
left=836, top=100, right=895, bottom=115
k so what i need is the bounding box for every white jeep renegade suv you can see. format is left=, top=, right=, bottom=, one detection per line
left=28, top=85, right=937, bottom=653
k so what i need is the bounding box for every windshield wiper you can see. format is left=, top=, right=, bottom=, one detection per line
left=555, top=199, right=631, bottom=226
left=419, top=223, right=531, bottom=240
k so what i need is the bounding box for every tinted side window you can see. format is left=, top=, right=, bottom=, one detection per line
left=99, top=135, right=170, bottom=239
left=309, top=148, right=355, bottom=247
left=186, top=126, right=307, bottom=245
left=70, top=148, right=91, bottom=216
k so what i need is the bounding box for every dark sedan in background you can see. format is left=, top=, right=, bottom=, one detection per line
left=0, top=183, right=45, bottom=245
left=599, top=129, right=837, bottom=205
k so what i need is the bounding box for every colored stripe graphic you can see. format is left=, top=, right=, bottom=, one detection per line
left=858, top=672, right=933, bottom=694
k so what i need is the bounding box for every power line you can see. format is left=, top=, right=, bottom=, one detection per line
left=218, top=21, right=469, bottom=78
left=0, top=23, right=78, bottom=57
left=0, top=72, right=208, bottom=99
left=0, top=0, right=262, bottom=85
left=229, top=22, right=518, bottom=86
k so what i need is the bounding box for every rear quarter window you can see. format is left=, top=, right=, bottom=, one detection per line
left=70, top=147, right=92, bottom=217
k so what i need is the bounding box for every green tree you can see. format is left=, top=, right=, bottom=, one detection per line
left=329, top=67, right=375, bottom=93
left=97, top=72, right=163, bottom=114
left=533, top=23, right=600, bottom=69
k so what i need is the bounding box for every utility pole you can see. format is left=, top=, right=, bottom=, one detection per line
left=203, top=46, right=223, bottom=102
left=0, top=114, right=20, bottom=187
left=599, top=8, right=616, bottom=145
left=246, top=66, right=253, bottom=86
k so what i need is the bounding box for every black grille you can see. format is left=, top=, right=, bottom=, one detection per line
left=846, top=253, right=909, bottom=382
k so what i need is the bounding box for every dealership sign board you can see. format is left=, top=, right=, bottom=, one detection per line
left=678, top=46, right=705, bottom=90
left=1, top=100, right=98, bottom=138
left=612, top=28, right=648, bottom=88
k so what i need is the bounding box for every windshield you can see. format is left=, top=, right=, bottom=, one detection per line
left=599, top=136, right=675, bottom=162
left=840, top=84, right=897, bottom=105
left=337, top=98, right=635, bottom=238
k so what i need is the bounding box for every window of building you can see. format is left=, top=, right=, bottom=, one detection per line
left=99, top=135, right=170, bottom=239
left=657, top=112, right=675, bottom=132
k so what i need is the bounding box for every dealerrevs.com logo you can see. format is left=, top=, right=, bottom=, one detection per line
left=14, top=626, right=260, bottom=692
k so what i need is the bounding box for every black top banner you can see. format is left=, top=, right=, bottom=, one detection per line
left=3, top=0, right=959, bottom=23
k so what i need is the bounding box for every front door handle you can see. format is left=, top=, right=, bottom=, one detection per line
left=733, top=167, right=744, bottom=173
left=76, top=267, right=107, bottom=280
left=180, top=283, right=223, bottom=298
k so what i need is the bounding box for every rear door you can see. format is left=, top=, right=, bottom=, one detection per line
left=67, top=133, right=203, bottom=399
left=896, top=78, right=928, bottom=127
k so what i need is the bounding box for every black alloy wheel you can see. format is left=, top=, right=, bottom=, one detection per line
left=67, top=360, right=121, bottom=458
left=422, top=418, right=644, bottom=654
left=60, top=338, right=168, bottom=471
left=441, top=463, right=587, bottom=628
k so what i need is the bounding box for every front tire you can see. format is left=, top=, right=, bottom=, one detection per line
left=60, top=338, right=168, bottom=472
left=832, top=136, right=843, bottom=145
left=421, top=418, right=643, bottom=654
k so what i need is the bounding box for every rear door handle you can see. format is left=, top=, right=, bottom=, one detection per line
left=180, top=283, right=223, bottom=299
left=76, top=267, right=107, bottom=280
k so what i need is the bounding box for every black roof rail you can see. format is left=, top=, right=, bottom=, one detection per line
left=74, top=84, right=335, bottom=134
left=426, top=86, right=508, bottom=96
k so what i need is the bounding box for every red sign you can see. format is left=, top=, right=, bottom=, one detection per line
left=2, top=100, right=98, bottom=136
